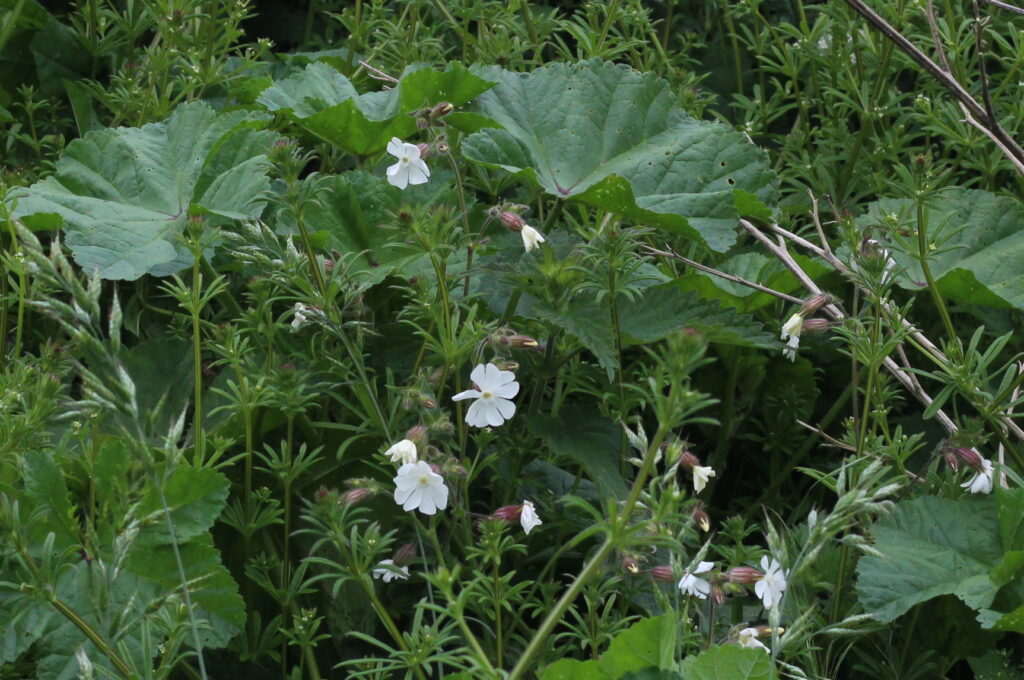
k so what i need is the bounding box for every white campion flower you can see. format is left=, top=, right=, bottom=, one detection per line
left=755, top=555, right=788, bottom=609
left=385, top=137, right=430, bottom=189
left=692, top=465, right=716, bottom=493
left=521, top=500, right=542, bottom=535
left=393, top=460, right=449, bottom=515
left=451, top=363, right=519, bottom=428
left=372, top=559, right=409, bottom=583
left=737, top=627, right=769, bottom=652
left=962, top=458, right=995, bottom=494
left=384, top=439, right=417, bottom=465
left=780, top=313, right=803, bottom=361
left=677, top=561, right=715, bottom=599
left=520, top=224, right=546, bottom=252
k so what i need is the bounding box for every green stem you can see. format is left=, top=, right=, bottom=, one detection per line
left=49, top=596, right=134, bottom=677
left=915, top=199, right=957, bottom=346
left=192, top=256, right=205, bottom=464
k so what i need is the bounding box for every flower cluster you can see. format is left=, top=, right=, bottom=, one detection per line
left=648, top=554, right=788, bottom=613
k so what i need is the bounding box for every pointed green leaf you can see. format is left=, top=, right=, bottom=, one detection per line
left=11, top=102, right=277, bottom=279
left=861, top=188, right=1024, bottom=309
left=856, top=496, right=1003, bottom=622
left=462, top=61, right=778, bottom=252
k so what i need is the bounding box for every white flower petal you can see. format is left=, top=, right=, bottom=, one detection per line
left=407, top=159, right=430, bottom=185
left=484, top=401, right=505, bottom=427
left=451, top=389, right=481, bottom=402
left=520, top=500, right=542, bottom=534
left=464, top=399, right=490, bottom=428
left=492, top=381, right=520, bottom=399
left=469, top=363, right=487, bottom=387
left=387, top=137, right=406, bottom=157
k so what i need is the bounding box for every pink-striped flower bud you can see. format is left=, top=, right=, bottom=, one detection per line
left=800, top=294, right=831, bottom=316
left=499, top=211, right=526, bottom=232
left=340, top=487, right=373, bottom=505
left=405, top=424, right=428, bottom=447
left=692, top=503, right=711, bottom=533
left=954, top=447, right=985, bottom=470
left=650, top=566, right=675, bottom=583
left=392, top=542, right=417, bottom=567
left=490, top=504, right=523, bottom=523
left=944, top=450, right=960, bottom=471
left=711, top=583, right=726, bottom=605
left=431, top=102, right=454, bottom=117
left=416, top=142, right=431, bottom=159
left=802, top=318, right=832, bottom=334
left=679, top=451, right=701, bottom=470
left=622, top=555, right=640, bottom=574
left=726, top=566, right=764, bottom=585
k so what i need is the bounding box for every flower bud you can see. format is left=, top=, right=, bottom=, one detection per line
left=622, top=555, right=640, bottom=574
left=679, top=451, right=701, bottom=470
left=499, top=211, right=526, bottom=232
left=800, top=294, right=831, bottom=316
left=431, top=102, right=454, bottom=117
left=954, top=446, right=984, bottom=470
left=692, top=503, right=711, bottom=532
left=711, top=583, right=726, bottom=605
left=650, top=566, right=675, bottom=583
left=944, top=450, right=959, bottom=471
left=314, top=485, right=332, bottom=501
left=417, top=142, right=431, bottom=159
left=341, top=487, right=373, bottom=505
left=726, top=566, right=763, bottom=585
left=801, top=318, right=832, bottom=334
left=428, top=463, right=442, bottom=475
left=405, top=424, right=428, bottom=447
left=493, top=360, right=519, bottom=372
left=436, top=140, right=450, bottom=154
left=490, top=504, right=523, bottom=523
left=755, top=625, right=785, bottom=636
left=392, top=542, right=417, bottom=567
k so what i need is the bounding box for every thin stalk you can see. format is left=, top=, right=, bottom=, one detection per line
left=295, top=212, right=327, bottom=297
left=191, top=257, right=205, bottom=464
left=49, top=596, right=134, bottom=677
left=595, top=0, right=621, bottom=53
left=915, top=200, right=958, bottom=345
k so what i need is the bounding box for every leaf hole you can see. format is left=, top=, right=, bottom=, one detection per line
left=727, top=177, right=735, bottom=185
left=720, top=161, right=727, bottom=167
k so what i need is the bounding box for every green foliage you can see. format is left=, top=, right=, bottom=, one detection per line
left=463, top=61, right=778, bottom=252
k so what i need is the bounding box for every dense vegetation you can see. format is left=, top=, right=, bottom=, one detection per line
left=1, top=1, right=1023, bottom=678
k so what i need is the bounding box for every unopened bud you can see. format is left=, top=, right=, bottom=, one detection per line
left=417, top=142, right=431, bottom=159
left=315, top=486, right=331, bottom=501
left=711, top=583, right=726, bottom=605
left=490, top=504, right=523, bottom=523
left=800, top=294, right=830, bottom=315
left=393, top=542, right=417, bottom=567
left=428, top=463, right=442, bottom=475
left=508, top=334, right=541, bottom=350
left=650, top=565, right=675, bottom=583
left=802, top=318, right=832, bottom=334
left=755, top=625, right=785, bottom=636
left=692, top=503, right=710, bottom=532
left=954, top=446, right=985, bottom=470
left=679, top=451, right=701, bottom=470
left=944, top=450, right=960, bottom=471
left=416, top=118, right=430, bottom=129
left=340, top=487, right=373, bottom=505
left=405, top=425, right=428, bottom=447
left=431, top=102, right=454, bottom=117
left=436, top=140, right=450, bottom=154
left=622, top=556, right=640, bottom=574
left=726, top=566, right=763, bottom=585
left=499, top=211, right=526, bottom=232
left=493, top=360, right=518, bottom=372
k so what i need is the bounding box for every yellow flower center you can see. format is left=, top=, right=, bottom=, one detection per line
left=481, top=391, right=493, bottom=399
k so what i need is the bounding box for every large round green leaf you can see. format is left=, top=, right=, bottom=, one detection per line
left=462, top=61, right=778, bottom=252
left=11, top=102, right=277, bottom=280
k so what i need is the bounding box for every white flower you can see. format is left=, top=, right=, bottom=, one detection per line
left=384, top=439, right=417, bottom=465
left=692, top=465, right=716, bottom=493
left=677, top=561, right=715, bottom=599
left=393, top=461, right=448, bottom=515
left=962, top=458, right=995, bottom=494
left=520, top=224, right=546, bottom=252
left=754, top=555, right=788, bottom=609
left=737, top=627, right=769, bottom=652
left=781, top=313, right=802, bottom=361
left=521, top=500, right=542, bottom=534
left=385, top=137, right=430, bottom=190
left=451, top=363, right=519, bottom=428
left=291, top=302, right=309, bottom=332
left=372, top=559, right=409, bottom=583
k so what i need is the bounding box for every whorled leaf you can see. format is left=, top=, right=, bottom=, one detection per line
left=11, top=102, right=277, bottom=280
left=462, top=61, right=778, bottom=252
left=256, top=61, right=496, bottom=156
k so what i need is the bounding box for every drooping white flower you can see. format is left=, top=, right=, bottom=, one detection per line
left=962, top=458, right=995, bottom=494
left=451, top=363, right=519, bottom=428
left=393, top=461, right=448, bottom=515
left=520, top=500, right=542, bottom=535
left=692, top=465, right=716, bottom=493
left=385, top=137, right=430, bottom=190
left=291, top=302, right=309, bottom=332
left=678, top=561, right=715, bottom=599
left=384, top=439, right=417, bottom=465
left=520, top=224, right=546, bottom=252
left=754, top=555, right=788, bottom=609
left=737, top=627, right=769, bottom=652
left=372, top=559, right=409, bottom=583
left=781, top=313, right=803, bottom=361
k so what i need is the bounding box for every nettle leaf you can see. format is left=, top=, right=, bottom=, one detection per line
left=856, top=496, right=1004, bottom=622
left=462, top=61, right=778, bottom=252
left=527, top=407, right=627, bottom=500
left=541, top=615, right=672, bottom=679
left=679, top=645, right=778, bottom=680
left=860, top=188, right=1024, bottom=309
left=256, top=61, right=495, bottom=156
left=135, top=464, right=231, bottom=545
left=11, top=102, right=277, bottom=280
